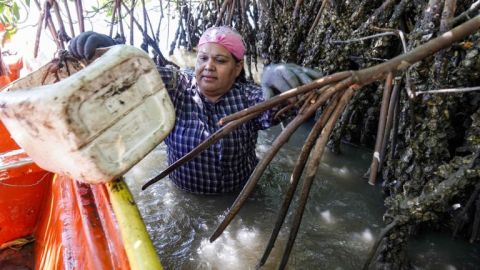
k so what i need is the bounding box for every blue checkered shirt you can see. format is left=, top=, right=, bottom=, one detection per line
left=157, top=66, right=277, bottom=194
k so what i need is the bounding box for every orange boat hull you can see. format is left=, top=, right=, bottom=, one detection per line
left=0, top=121, right=131, bottom=269
left=34, top=175, right=131, bottom=269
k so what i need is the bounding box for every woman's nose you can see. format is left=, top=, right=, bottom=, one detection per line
left=204, top=58, right=215, bottom=71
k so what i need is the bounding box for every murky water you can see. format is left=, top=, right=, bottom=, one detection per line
left=124, top=121, right=479, bottom=269
left=409, top=232, right=480, bottom=270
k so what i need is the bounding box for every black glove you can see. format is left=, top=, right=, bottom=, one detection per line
left=68, top=31, right=116, bottom=60
left=261, top=63, right=322, bottom=100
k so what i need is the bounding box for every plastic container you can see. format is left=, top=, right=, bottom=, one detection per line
left=0, top=45, right=175, bottom=184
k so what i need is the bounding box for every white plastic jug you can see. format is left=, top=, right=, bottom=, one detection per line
left=0, top=45, right=175, bottom=184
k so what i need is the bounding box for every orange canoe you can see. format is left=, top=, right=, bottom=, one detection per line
left=0, top=120, right=163, bottom=269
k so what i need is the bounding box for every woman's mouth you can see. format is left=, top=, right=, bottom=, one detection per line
left=202, top=75, right=217, bottom=82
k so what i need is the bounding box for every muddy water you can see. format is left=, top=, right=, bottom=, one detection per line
left=124, top=121, right=479, bottom=269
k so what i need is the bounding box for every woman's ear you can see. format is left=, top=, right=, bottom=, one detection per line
left=235, top=60, right=244, bottom=77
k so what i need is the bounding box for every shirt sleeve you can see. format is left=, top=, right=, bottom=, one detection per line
left=243, top=82, right=281, bottom=130
left=156, top=65, right=181, bottom=91
left=156, top=65, right=194, bottom=106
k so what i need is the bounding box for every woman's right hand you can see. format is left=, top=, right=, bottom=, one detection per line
left=68, top=31, right=116, bottom=60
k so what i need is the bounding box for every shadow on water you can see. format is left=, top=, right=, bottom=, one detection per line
left=124, top=119, right=480, bottom=269
left=409, top=232, right=480, bottom=270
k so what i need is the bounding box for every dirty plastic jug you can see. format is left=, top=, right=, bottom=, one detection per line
left=0, top=45, right=175, bottom=184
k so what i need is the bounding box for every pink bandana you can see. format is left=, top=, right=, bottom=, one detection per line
left=198, top=26, right=245, bottom=60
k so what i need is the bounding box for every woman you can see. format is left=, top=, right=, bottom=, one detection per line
left=69, top=26, right=321, bottom=194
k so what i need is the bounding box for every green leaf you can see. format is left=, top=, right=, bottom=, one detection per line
left=13, top=2, right=19, bottom=20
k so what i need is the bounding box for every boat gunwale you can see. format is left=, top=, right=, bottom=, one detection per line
left=0, top=149, right=34, bottom=172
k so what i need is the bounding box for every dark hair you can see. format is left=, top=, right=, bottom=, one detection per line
left=233, top=53, right=247, bottom=83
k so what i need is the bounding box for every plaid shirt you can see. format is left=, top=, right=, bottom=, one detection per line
left=157, top=66, right=277, bottom=194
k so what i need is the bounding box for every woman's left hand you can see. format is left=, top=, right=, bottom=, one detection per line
left=261, top=63, right=322, bottom=100
left=68, top=31, right=117, bottom=60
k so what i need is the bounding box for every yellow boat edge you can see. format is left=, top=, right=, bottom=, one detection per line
left=107, top=178, right=164, bottom=270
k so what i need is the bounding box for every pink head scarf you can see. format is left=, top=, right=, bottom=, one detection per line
left=198, top=26, right=245, bottom=60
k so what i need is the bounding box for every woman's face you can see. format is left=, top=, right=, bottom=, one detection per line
left=195, top=43, right=243, bottom=102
